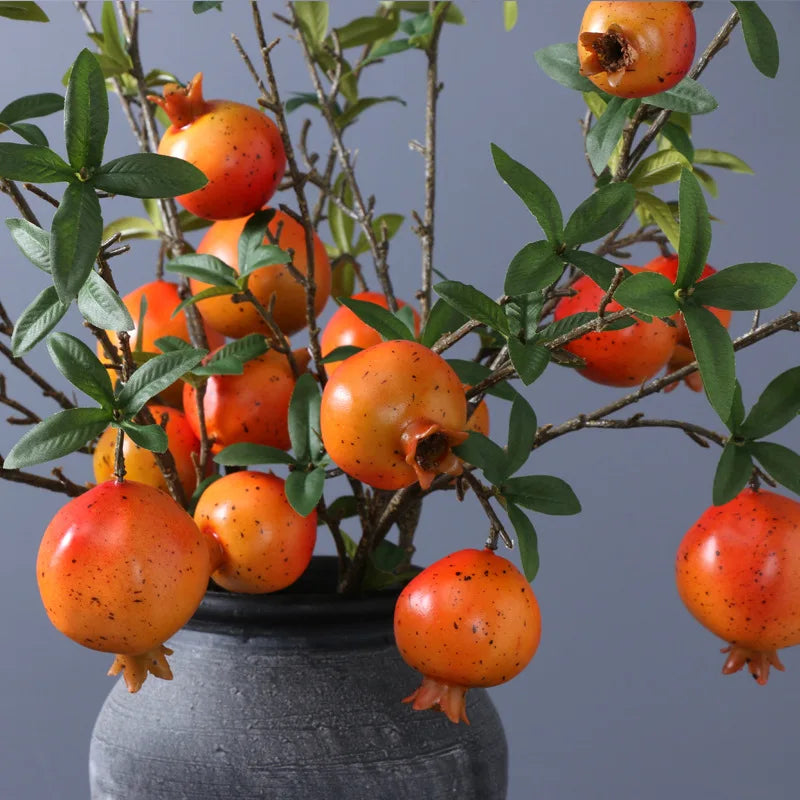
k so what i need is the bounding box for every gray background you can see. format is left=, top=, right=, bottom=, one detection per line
left=1, top=2, right=799, bottom=798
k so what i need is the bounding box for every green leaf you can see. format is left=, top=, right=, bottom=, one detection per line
left=563, top=183, right=635, bottom=246
left=628, top=150, right=691, bottom=189
left=10, top=286, right=68, bottom=356
left=101, top=215, right=159, bottom=243
left=503, top=1, right=517, bottom=31
left=726, top=381, right=746, bottom=434
left=288, top=373, right=322, bottom=463
left=284, top=92, right=326, bottom=115
left=0, top=92, right=63, bottom=125
left=325, top=495, right=359, bottom=523
left=209, top=334, right=269, bottom=366
left=237, top=208, right=277, bottom=271
left=693, top=167, right=718, bottom=198
left=732, top=2, right=779, bottom=78
left=634, top=191, right=680, bottom=251
left=119, top=420, right=168, bottom=453
left=381, top=1, right=463, bottom=25
left=504, top=240, right=563, bottom=295
left=334, top=16, right=398, bottom=49
left=328, top=174, right=354, bottom=254
left=285, top=466, right=326, bottom=517
left=750, top=442, right=800, bottom=495
left=586, top=97, right=639, bottom=175
left=505, top=293, right=544, bottom=341
left=646, top=78, right=718, bottom=115
left=365, top=37, right=413, bottom=63
left=563, top=250, right=618, bottom=291
left=506, top=503, right=539, bottom=581
left=214, top=442, right=296, bottom=467
left=100, top=0, right=132, bottom=70
left=5, top=218, right=50, bottom=271
left=434, top=280, right=509, bottom=336
left=0, top=142, right=72, bottom=182
left=64, top=49, right=107, bottom=169
left=4, top=407, right=111, bottom=469
left=352, top=213, right=404, bottom=256
left=193, top=1, right=222, bottom=12
left=117, top=349, right=205, bottom=415
left=740, top=367, right=800, bottom=440
left=336, top=95, right=406, bottom=129
left=453, top=432, right=507, bottom=486
left=294, top=1, right=329, bottom=47
left=491, top=143, right=563, bottom=244
left=0, top=2, right=48, bottom=22
left=505, top=394, right=536, bottom=477
left=243, top=244, right=291, bottom=275
left=50, top=182, right=103, bottom=302
left=693, top=149, right=753, bottom=174
left=659, top=122, right=694, bottom=163
left=691, top=262, right=796, bottom=311
left=712, top=441, right=754, bottom=506
left=533, top=43, right=597, bottom=92
left=420, top=299, right=468, bottom=348
left=675, top=169, right=711, bottom=289
left=508, top=339, right=549, bottom=386
left=47, top=331, right=115, bottom=407
left=77, top=271, right=135, bottom=331
left=164, top=253, right=238, bottom=286
left=683, top=304, right=735, bottom=421
left=2, top=121, right=48, bottom=146
left=502, top=475, right=581, bottom=515
left=172, top=284, right=237, bottom=316
left=319, top=345, right=362, bottom=364
left=613, top=272, right=679, bottom=317
left=93, top=153, right=207, bottom=197
left=336, top=296, right=417, bottom=342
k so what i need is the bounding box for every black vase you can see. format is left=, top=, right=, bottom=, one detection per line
left=89, top=556, right=508, bottom=799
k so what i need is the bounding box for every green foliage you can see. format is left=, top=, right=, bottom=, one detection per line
left=435, top=280, right=509, bottom=337
left=335, top=296, right=417, bottom=341
left=192, top=1, right=222, bottom=12
left=676, top=169, right=712, bottom=289
left=0, top=92, right=63, bottom=146
left=0, top=2, right=48, bottom=22
left=586, top=98, right=639, bottom=174
left=646, top=78, right=718, bottom=115
left=563, top=183, right=635, bottom=246
left=712, top=441, right=753, bottom=506
left=613, top=272, right=679, bottom=318
left=732, top=2, right=779, bottom=78
left=691, top=263, right=795, bottom=310
left=534, top=43, right=598, bottom=92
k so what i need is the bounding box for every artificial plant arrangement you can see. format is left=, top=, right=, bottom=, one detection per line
left=0, top=0, right=798, bottom=733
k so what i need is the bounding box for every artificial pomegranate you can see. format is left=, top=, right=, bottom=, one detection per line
left=149, top=73, right=285, bottom=220
left=676, top=489, right=800, bottom=685
left=320, top=340, right=469, bottom=490
left=394, top=547, right=541, bottom=723
left=37, top=480, right=215, bottom=692
left=578, top=2, right=696, bottom=98
left=194, top=471, right=317, bottom=593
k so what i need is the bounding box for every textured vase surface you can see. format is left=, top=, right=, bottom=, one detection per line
left=89, top=556, right=508, bottom=799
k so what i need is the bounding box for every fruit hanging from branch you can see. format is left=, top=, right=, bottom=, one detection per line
left=149, top=72, right=286, bottom=220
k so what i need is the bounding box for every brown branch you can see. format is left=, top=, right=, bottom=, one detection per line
left=0, top=455, right=86, bottom=497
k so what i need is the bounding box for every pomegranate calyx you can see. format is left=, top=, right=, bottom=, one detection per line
left=401, top=420, right=469, bottom=491
left=403, top=675, right=470, bottom=724
left=579, top=25, right=638, bottom=78
left=720, top=644, right=785, bottom=686
left=108, top=644, right=175, bottom=693
left=147, top=72, right=209, bottom=129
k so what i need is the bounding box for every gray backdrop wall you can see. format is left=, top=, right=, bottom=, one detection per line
left=1, top=2, right=799, bottom=799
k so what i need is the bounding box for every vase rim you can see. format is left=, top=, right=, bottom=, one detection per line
left=188, top=555, right=402, bottom=629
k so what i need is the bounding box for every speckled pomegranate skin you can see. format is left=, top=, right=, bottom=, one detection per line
left=394, top=548, right=541, bottom=689
left=37, top=481, right=212, bottom=655
left=194, top=471, right=317, bottom=594
left=157, top=96, right=285, bottom=220
left=183, top=347, right=298, bottom=454
left=676, top=489, right=800, bottom=651
left=554, top=273, right=678, bottom=387
left=578, top=2, right=696, bottom=98
left=319, top=340, right=468, bottom=490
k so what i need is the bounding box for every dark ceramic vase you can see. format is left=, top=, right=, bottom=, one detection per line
left=89, top=556, right=508, bottom=799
